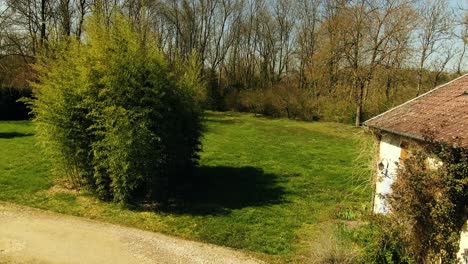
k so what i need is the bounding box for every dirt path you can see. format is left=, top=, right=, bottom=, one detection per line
left=0, top=203, right=262, bottom=264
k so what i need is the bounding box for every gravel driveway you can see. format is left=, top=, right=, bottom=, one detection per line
left=0, top=203, right=262, bottom=264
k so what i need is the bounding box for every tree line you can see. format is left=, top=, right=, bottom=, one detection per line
left=0, top=0, right=467, bottom=125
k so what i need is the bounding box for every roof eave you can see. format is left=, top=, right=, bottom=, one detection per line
left=365, top=124, right=425, bottom=142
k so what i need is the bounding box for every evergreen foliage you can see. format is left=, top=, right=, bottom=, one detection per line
left=29, top=12, right=204, bottom=203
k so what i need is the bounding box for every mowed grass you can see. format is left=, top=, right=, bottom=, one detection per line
left=0, top=111, right=373, bottom=262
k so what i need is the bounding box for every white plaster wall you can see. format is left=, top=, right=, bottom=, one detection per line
left=458, top=221, right=468, bottom=264
left=373, top=133, right=402, bottom=214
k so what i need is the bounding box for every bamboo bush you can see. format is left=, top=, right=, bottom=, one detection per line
left=29, top=12, right=204, bottom=203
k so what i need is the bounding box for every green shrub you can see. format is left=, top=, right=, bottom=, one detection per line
left=350, top=217, right=413, bottom=264
left=30, top=40, right=94, bottom=187
left=30, top=12, right=204, bottom=203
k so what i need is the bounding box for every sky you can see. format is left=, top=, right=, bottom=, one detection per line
left=446, top=0, right=467, bottom=71
left=448, top=0, right=467, bottom=9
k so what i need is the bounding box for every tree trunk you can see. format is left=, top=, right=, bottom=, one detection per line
left=355, top=81, right=365, bottom=127
left=76, top=0, right=86, bottom=39
left=416, top=70, right=423, bottom=96
left=385, top=75, right=391, bottom=102
left=457, top=42, right=466, bottom=75
left=40, top=0, right=47, bottom=45
left=355, top=104, right=362, bottom=127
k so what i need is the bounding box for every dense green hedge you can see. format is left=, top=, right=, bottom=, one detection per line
left=30, top=13, right=204, bottom=203
left=0, top=87, right=31, bottom=120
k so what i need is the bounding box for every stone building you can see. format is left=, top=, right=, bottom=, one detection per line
left=364, top=73, right=468, bottom=263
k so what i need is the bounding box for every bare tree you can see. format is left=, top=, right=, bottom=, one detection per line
left=296, top=0, right=321, bottom=90
left=339, top=0, right=416, bottom=126
left=415, top=0, right=451, bottom=96
left=454, top=5, right=467, bottom=75
left=431, top=44, right=455, bottom=87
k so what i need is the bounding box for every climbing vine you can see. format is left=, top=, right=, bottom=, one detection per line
left=387, top=136, right=467, bottom=263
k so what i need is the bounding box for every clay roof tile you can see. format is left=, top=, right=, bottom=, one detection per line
left=364, top=74, right=468, bottom=148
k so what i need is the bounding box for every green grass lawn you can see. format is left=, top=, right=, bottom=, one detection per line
left=0, top=111, right=373, bottom=262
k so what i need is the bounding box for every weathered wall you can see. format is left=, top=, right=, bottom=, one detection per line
left=372, top=132, right=468, bottom=263
left=458, top=221, right=468, bottom=264
left=373, top=133, right=403, bottom=214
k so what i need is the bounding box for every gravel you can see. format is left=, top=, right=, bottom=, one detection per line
left=0, top=203, right=262, bottom=264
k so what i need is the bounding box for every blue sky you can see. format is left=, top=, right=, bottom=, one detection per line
left=448, top=0, right=467, bottom=9
left=447, top=0, right=467, bottom=71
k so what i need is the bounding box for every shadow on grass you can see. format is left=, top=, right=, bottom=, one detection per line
left=0, top=132, right=33, bottom=139
left=161, top=166, right=287, bottom=216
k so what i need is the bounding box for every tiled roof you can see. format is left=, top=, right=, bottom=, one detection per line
left=364, top=74, right=468, bottom=148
